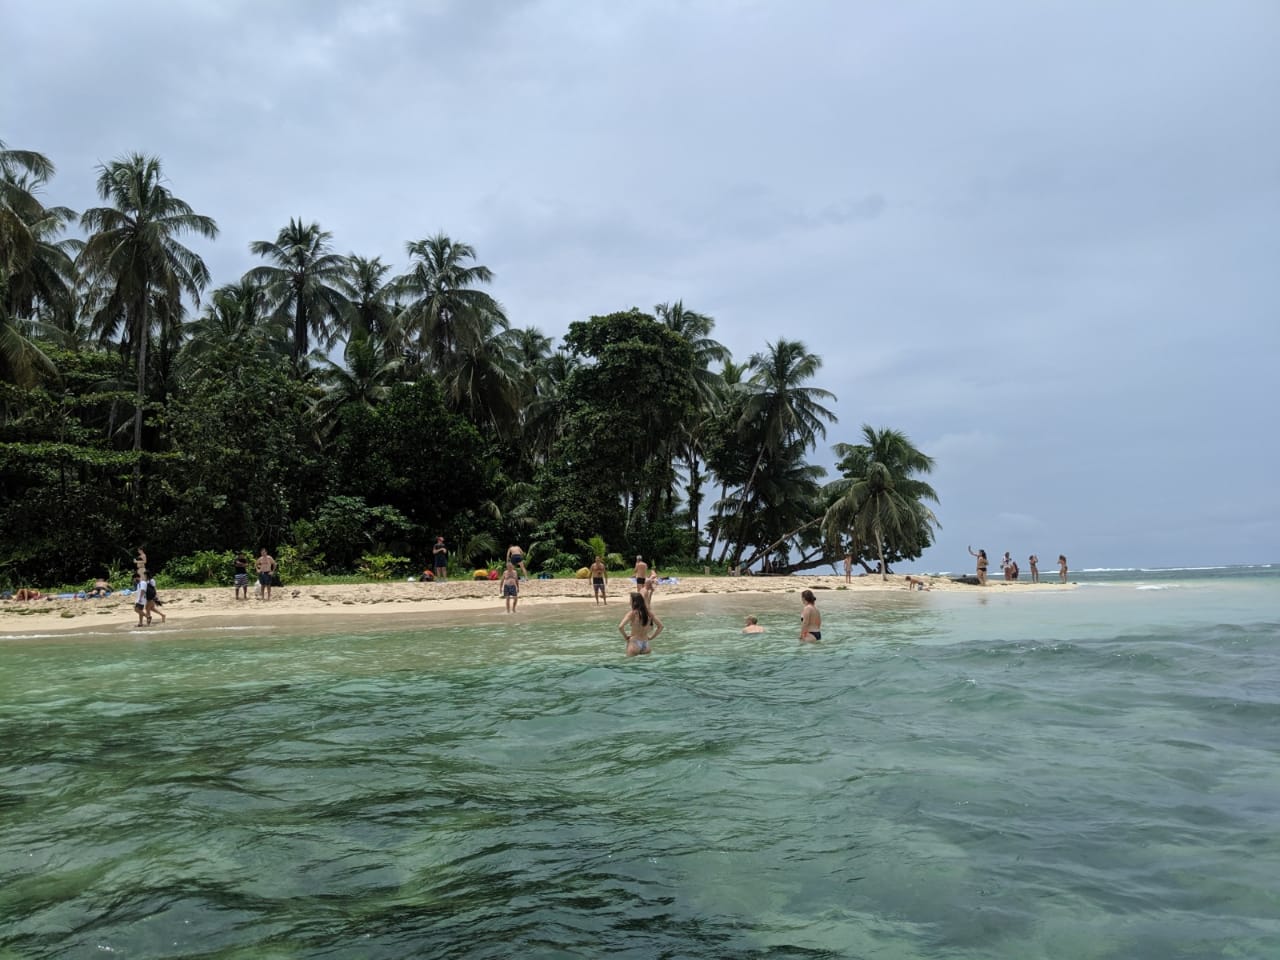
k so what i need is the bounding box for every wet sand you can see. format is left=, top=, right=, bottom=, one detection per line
left=0, top=573, right=1072, bottom=637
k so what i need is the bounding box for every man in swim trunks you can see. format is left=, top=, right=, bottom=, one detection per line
left=633, top=555, right=648, bottom=587
left=256, top=548, right=276, bottom=601
left=506, top=544, right=529, bottom=579
left=501, top=562, right=520, bottom=612
left=233, top=552, right=249, bottom=600
left=590, top=555, right=608, bottom=604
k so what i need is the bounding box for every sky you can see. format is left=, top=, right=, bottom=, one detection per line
left=6, top=0, right=1278, bottom=570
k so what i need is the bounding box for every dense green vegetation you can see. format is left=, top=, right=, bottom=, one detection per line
left=1, top=142, right=940, bottom=587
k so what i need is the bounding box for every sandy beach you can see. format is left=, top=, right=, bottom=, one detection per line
left=0, top=573, right=1073, bottom=637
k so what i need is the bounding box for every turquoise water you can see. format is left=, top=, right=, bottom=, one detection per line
left=2, top=567, right=1278, bottom=958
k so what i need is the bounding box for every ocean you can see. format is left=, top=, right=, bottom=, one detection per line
left=1, top=565, right=1276, bottom=958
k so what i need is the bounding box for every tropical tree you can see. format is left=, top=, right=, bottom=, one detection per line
left=709, top=340, right=836, bottom=566
left=177, top=276, right=287, bottom=380
left=655, top=300, right=731, bottom=553
left=78, top=154, right=218, bottom=456
left=393, top=232, right=507, bottom=372
left=0, top=141, right=56, bottom=276
left=314, top=330, right=405, bottom=435
left=248, top=218, right=350, bottom=366
left=822, top=425, right=940, bottom=579
left=342, top=254, right=398, bottom=342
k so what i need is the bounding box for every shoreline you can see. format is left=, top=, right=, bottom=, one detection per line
left=0, top=574, right=1073, bottom=638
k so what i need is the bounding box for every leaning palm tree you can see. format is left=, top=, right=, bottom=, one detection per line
left=822, top=425, right=940, bottom=580
left=78, top=154, right=218, bottom=456
left=393, top=233, right=507, bottom=373
left=248, top=219, right=350, bottom=367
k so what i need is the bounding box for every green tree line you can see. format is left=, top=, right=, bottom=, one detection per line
left=1, top=142, right=940, bottom=586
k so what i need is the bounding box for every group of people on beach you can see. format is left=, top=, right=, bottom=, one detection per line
left=967, top=547, right=1068, bottom=585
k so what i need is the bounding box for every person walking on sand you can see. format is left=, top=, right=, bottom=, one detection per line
left=433, top=536, right=448, bottom=581
left=1029, top=555, right=1040, bottom=584
left=234, top=551, right=250, bottom=600
left=1058, top=554, right=1069, bottom=583
left=256, top=548, right=277, bottom=601
left=968, top=546, right=988, bottom=585
left=501, top=562, right=520, bottom=612
left=633, top=555, right=648, bottom=588
left=506, top=544, right=529, bottom=580
left=145, top=572, right=166, bottom=624
left=590, top=555, right=608, bottom=604
left=843, top=552, right=853, bottom=584
left=800, top=589, right=822, bottom=643
left=132, top=572, right=147, bottom=626
left=619, top=591, right=663, bottom=656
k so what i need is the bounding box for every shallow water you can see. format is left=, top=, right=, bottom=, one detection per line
left=2, top=569, right=1278, bottom=958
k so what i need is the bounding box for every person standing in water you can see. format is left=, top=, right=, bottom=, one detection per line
left=742, top=615, right=766, bottom=634
left=590, top=555, right=608, bottom=604
left=501, top=562, right=520, bottom=612
left=800, top=589, right=822, bottom=643
left=1058, top=554, right=1069, bottom=582
left=619, top=592, right=663, bottom=656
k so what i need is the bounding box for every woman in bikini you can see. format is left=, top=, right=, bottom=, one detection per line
left=800, top=589, right=822, bottom=643
left=619, top=592, right=663, bottom=657
left=968, top=546, right=989, bottom=585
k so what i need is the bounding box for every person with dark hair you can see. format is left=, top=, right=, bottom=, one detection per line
left=619, top=592, right=663, bottom=656
left=506, top=544, right=529, bottom=579
left=1058, top=554, right=1069, bottom=583
left=968, top=546, right=988, bottom=585
left=256, top=548, right=277, bottom=601
left=800, top=589, right=822, bottom=643
left=1029, top=555, right=1040, bottom=583
left=433, top=537, right=448, bottom=581
left=590, top=555, right=608, bottom=604
left=234, top=552, right=250, bottom=600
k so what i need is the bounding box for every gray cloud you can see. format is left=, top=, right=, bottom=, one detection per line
left=6, top=0, right=1278, bottom=567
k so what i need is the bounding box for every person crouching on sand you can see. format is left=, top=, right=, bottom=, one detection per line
left=800, top=589, right=822, bottom=643
left=620, top=592, right=663, bottom=656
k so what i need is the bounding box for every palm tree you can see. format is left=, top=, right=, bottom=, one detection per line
left=655, top=301, right=732, bottom=553
left=248, top=219, right=350, bottom=366
left=823, top=425, right=940, bottom=580
left=314, top=332, right=406, bottom=434
left=78, top=154, right=218, bottom=455
left=393, top=233, right=507, bottom=372
left=177, top=276, right=288, bottom=380
left=342, top=254, right=398, bottom=342
left=0, top=141, right=56, bottom=274
left=726, top=340, right=836, bottom=564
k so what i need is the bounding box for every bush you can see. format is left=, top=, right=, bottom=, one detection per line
left=164, top=550, right=235, bottom=585
left=358, top=552, right=410, bottom=581
left=277, top=544, right=324, bottom=583
left=541, top=552, right=582, bottom=575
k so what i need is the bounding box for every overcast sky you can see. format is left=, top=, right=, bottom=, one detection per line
left=7, top=0, right=1278, bottom=570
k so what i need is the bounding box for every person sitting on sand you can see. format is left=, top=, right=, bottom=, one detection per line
left=904, top=575, right=930, bottom=591
left=590, top=555, right=608, bottom=605
left=14, top=588, right=43, bottom=601
left=968, top=546, right=988, bottom=585
left=619, top=592, right=662, bottom=656
left=501, top=562, right=520, bottom=613
left=742, top=615, right=766, bottom=634
left=800, top=589, right=822, bottom=643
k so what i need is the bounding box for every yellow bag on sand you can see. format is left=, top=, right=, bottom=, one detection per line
left=575, top=567, right=590, bottom=579
left=472, top=569, right=490, bottom=580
